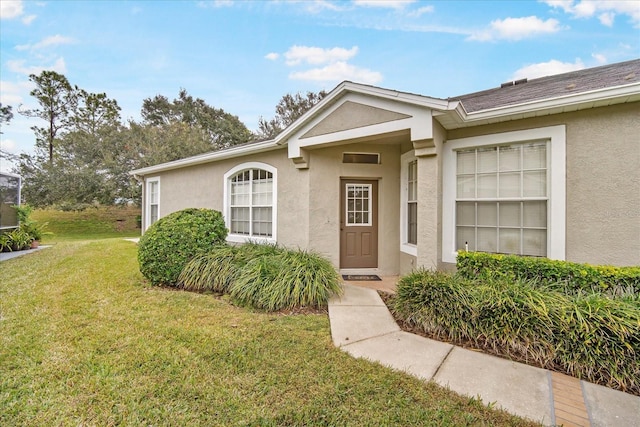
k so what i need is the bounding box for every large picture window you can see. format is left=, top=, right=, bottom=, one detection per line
left=455, top=142, right=547, bottom=256
left=225, top=163, right=277, bottom=242
left=442, top=126, right=566, bottom=263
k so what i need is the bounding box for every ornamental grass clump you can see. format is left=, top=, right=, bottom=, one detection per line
left=179, top=245, right=239, bottom=292
left=393, top=269, right=640, bottom=395
left=180, top=242, right=342, bottom=311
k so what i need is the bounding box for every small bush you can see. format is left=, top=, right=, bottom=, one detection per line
left=393, top=269, right=640, bottom=395
left=457, top=251, right=640, bottom=296
left=180, top=242, right=342, bottom=311
left=138, top=208, right=227, bottom=286
left=1, top=228, right=33, bottom=252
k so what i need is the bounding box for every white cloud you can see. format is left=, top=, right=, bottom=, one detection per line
left=15, top=34, right=75, bottom=51
left=7, top=57, right=67, bottom=76
left=510, top=58, right=585, bottom=80
left=0, top=0, right=23, bottom=19
left=289, top=61, right=383, bottom=84
left=353, top=0, right=415, bottom=9
left=469, top=16, right=562, bottom=41
left=197, top=0, right=234, bottom=8
left=0, top=138, right=17, bottom=153
left=265, top=52, right=279, bottom=61
left=543, top=1, right=640, bottom=27
left=407, top=5, right=434, bottom=18
left=0, top=80, right=30, bottom=105
left=22, top=14, right=36, bottom=24
left=284, top=45, right=359, bottom=66
left=591, top=53, right=607, bottom=64
left=598, top=12, right=615, bottom=26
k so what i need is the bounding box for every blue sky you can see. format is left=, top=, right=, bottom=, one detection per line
left=1, top=0, right=639, bottom=172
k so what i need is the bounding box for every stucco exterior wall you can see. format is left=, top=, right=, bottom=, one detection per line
left=445, top=102, right=640, bottom=266
left=307, top=141, right=403, bottom=275
left=147, top=147, right=310, bottom=250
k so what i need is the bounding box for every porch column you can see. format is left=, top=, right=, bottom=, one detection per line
left=414, top=138, right=440, bottom=270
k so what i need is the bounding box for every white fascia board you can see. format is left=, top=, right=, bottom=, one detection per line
left=286, top=92, right=438, bottom=159
left=276, top=81, right=453, bottom=147
left=129, top=139, right=279, bottom=177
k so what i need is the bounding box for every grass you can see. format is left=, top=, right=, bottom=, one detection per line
left=0, top=238, right=538, bottom=426
left=31, top=206, right=141, bottom=242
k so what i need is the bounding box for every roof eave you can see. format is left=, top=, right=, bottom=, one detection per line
left=129, top=139, right=279, bottom=178
left=438, top=82, right=640, bottom=129
left=274, top=81, right=452, bottom=145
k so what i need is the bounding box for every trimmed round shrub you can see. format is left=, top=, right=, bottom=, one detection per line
left=138, top=208, right=227, bottom=286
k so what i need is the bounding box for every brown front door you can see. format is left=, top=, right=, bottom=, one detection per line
left=340, top=179, right=378, bottom=269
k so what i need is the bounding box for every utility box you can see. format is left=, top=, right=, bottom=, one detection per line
left=0, top=172, right=21, bottom=230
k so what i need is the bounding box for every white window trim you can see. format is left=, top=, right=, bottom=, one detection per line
left=400, top=151, right=418, bottom=256
left=145, top=176, right=160, bottom=231
left=442, top=125, right=566, bottom=263
left=223, top=162, right=277, bottom=244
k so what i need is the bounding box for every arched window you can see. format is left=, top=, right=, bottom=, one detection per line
left=224, top=163, right=277, bottom=242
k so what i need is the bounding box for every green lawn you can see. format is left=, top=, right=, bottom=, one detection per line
left=0, top=238, right=537, bottom=426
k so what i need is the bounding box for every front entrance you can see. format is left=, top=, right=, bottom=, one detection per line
left=340, top=179, right=378, bottom=269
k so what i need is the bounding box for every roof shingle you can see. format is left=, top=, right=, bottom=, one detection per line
left=451, top=59, right=640, bottom=113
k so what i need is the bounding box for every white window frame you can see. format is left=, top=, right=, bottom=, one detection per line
left=442, top=125, right=566, bottom=263
left=400, top=151, right=418, bottom=256
left=223, top=162, right=277, bottom=244
left=145, top=176, right=160, bottom=231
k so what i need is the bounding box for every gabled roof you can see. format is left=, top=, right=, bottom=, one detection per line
left=131, top=59, right=640, bottom=177
left=452, top=59, right=640, bottom=113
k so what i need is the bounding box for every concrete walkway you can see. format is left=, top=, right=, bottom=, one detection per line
left=0, top=245, right=51, bottom=262
left=329, top=283, right=640, bottom=427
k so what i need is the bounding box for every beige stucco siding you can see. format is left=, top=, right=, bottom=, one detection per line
left=307, top=141, right=403, bottom=275
left=148, top=147, right=310, bottom=250
left=446, top=102, right=640, bottom=266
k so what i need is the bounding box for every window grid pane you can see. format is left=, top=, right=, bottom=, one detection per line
left=455, top=141, right=548, bottom=256
left=406, top=160, right=418, bottom=245
left=346, top=184, right=371, bottom=226
left=229, top=169, right=273, bottom=237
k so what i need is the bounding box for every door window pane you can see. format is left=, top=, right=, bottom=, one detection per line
left=346, top=184, right=371, bottom=225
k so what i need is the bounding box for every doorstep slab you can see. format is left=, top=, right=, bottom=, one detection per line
left=329, top=284, right=387, bottom=307
left=342, top=330, right=453, bottom=380
left=582, top=380, right=640, bottom=427
left=434, top=347, right=554, bottom=425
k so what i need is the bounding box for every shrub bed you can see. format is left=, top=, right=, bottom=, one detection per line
left=138, top=208, right=227, bottom=286
left=179, top=242, right=342, bottom=311
left=457, top=251, right=640, bottom=296
left=393, top=269, right=640, bottom=395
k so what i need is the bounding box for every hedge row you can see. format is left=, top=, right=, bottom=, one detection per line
left=457, top=251, right=640, bottom=296
left=393, top=269, right=640, bottom=395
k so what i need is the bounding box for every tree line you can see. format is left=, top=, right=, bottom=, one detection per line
left=0, top=71, right=326, bottom=208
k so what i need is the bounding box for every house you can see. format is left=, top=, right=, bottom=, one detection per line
left=131, top=59, right=640, bottom=275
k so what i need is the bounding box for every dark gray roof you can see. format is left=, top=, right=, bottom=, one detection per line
left=451, top=59, right=640, bottom=113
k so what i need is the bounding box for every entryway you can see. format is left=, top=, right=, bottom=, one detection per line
left=339, top=179, right=378, bottom=269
